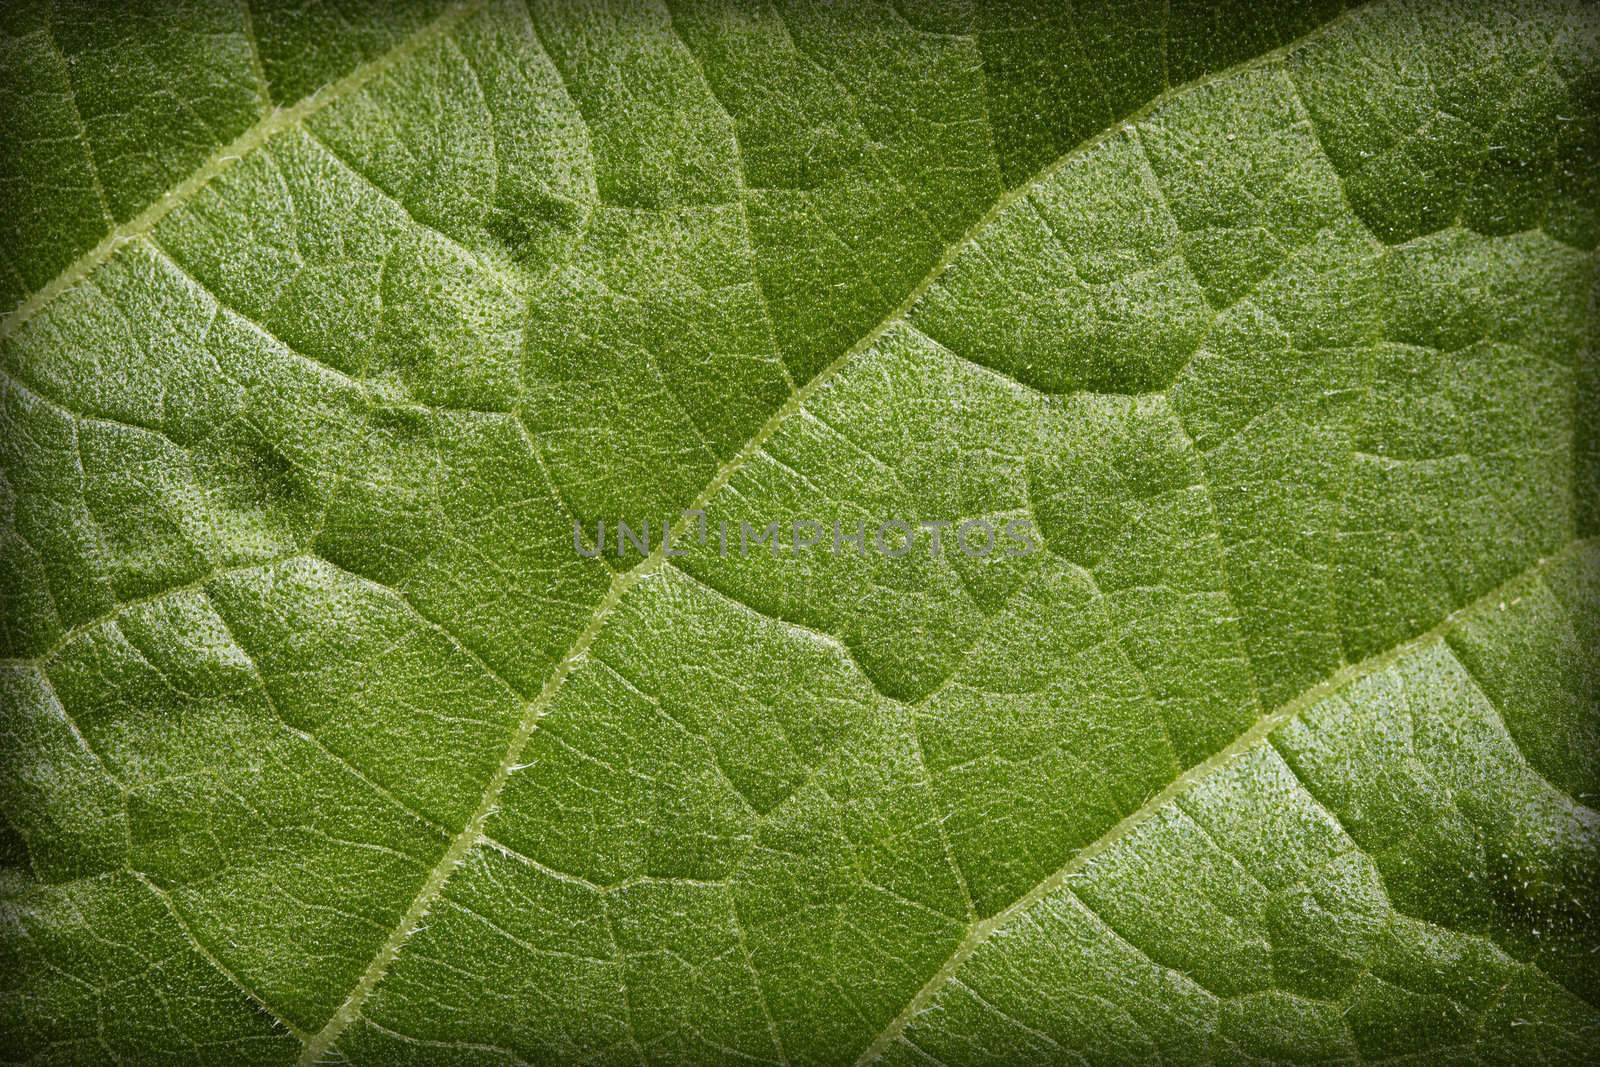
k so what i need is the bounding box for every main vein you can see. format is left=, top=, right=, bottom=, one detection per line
left=295, top=6, right=1382, bottom=1060
left=5, top=0, right=1370, bottom=1056
left=294, top=6, right=1386, bottom=1060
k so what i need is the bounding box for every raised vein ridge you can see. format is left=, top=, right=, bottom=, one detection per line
left=293, top=6, right=1378, bottom=1059
left=0, top=0, right=483, bottom=344
left=853, top=537, right=1591, bottom=1067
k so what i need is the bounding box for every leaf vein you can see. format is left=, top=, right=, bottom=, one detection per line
left=851, top=539, right=1590, bottom=1065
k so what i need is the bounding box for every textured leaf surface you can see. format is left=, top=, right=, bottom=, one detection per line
left=1, top=0, right=1598, bottom=1064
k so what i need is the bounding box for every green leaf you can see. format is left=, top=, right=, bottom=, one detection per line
left=2, top=0, right=1597, bottom=1064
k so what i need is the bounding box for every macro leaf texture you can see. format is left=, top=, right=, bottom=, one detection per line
left=1, top=0, right=1598, bottom=1064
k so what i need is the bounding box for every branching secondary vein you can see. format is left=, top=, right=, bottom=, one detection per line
left=294, top=8, right=1383, bottom=1059
left=851, top=539, right=1591, bottom=1066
